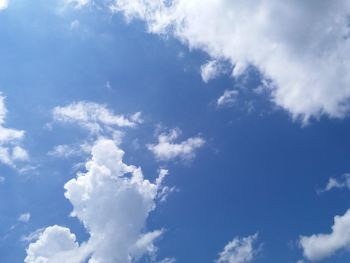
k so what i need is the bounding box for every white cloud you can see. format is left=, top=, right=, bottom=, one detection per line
left=18, top=213, right=31, bottom=223
left=201, top=60, right=223, bottom=83
left=53, top=101, right=142, bottom=134
left=217, top=90, right=239, bottom=107
left=21, top=228, right=46, bottom=243
left=26, top=139, right=171, bottom=263
left=300, top=209, right=350, bottom=261
left=147, top=128, right=205, bottom=161
left=12, top=146, right=29, bottom=161
left=0, top=95, right=28, bottom=167
left=216, top=234, right=260, bottom=263
left=158, top=258, right=176, bottom=263
left=65, top=0, right=89, bottom=9
left=0, top=0, right=8, bottom=10
left=321, top=174, right=350, bottom=192
left=70, top=19, right=80, bottom=29
left=110, top=0, right=350, bottom=122
left=25, top=225, right=86, bottom=263
left=48, top=144, right=85, bottom=159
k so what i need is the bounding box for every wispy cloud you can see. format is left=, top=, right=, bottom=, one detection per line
left=216, top=234, right=260, bottom=263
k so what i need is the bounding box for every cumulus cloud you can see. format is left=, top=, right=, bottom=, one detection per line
left=0, top=95, right=28, bottom=167
left=300, top=209, right=350, bottom=261
left=217, top=90, right=239, bottom=107
left=53, top=101, right=142, bottom=134
left=216, top=234, right=260, bottom=263
left=26, top=139, right=171, bottom=263
left=0, top=0, right=8, bottom=10
left=25, top=225, right=86, bottom=263
left=147, top=128, right=205, bottom=161
left=108, top=0, right=350, bottom=122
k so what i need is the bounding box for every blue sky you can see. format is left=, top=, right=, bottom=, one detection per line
left=1, top=0, right=350, bottom=263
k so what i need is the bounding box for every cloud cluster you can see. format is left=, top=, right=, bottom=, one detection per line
left=216, top=234, right=259, bottom=263
left=147, top=128, right=205, bottom=161
left=26, top=139, right=170, bottom=263
left=299, top=209, right=350, bottom=261
left=0, top=95, right=28, bottom=167
left=110, top=0, right=350, bottom=122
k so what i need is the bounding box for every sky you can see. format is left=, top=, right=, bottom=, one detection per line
left=1, top=0, right=350, bottom=262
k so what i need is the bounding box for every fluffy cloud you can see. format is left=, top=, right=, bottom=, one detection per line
left=25, top=225, right=85, bottom=263
left=147, top=128, right=205, bottom=161
left=216, top=234, right=259, bottom=263
left=0, top=95, right=28, bottom=167
left=26, top=139, right=171, bottom=263
left=0, top=0, right=8, bottom=10
left=53, top=101, right=142, bottom=134
left=109, top=0, right=350, bottom=122
left=299, top=209, right=350, bottom=261
left=217, top=90, right=239, bottom=107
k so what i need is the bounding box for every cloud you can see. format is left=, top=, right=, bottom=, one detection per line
left=0, top=95, right=28, bottom=167
left=217, top=90, right=239, bottom=107
left=12, top=146, right=29, bottom=161
left=216, top=234, right=260, bottom=263
left=53, top=101, right=142, bottom=134
left=65, top=0, right=89, bottom=9
left=26, top=139, right=171, bottom=263
left=18, top=213, right=31, bottom=223
left=201, top=60, right=223, bottom=83
left=147, top=128, right=205, bottom=161
left=158, top=258, right=176, bottom=263
left=48, top=144, right=87, bottom=159
left=25, top=225, right=86, bottom=263
left=321, top=173, right=350, bottom=192
left=0, top=0, right=7, bottom=10
left=299, top=209, right=350, bottom=261
left=70, top=19, right=80, bottom=29
left=109, top=0, right=350, bottom=122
